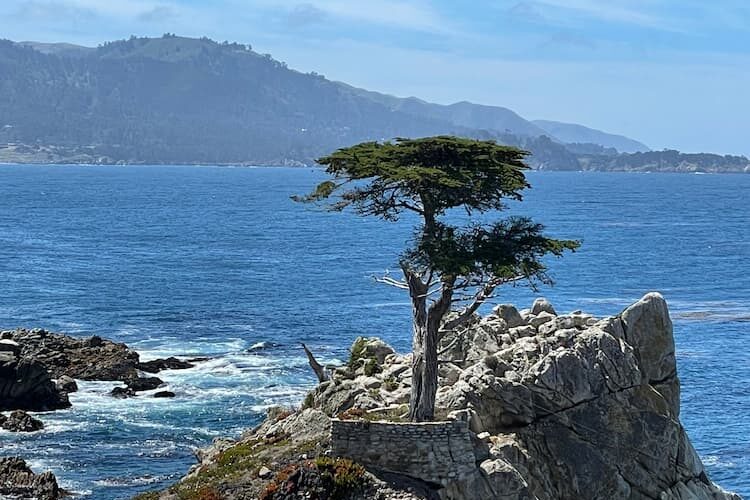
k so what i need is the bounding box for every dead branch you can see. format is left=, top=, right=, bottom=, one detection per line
left=301, top=342, right=330, bottom=383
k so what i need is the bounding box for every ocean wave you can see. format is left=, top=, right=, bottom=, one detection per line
left=702, top=455, right=737, bottom=468
left=93, top=475, right=166, bottom=487
left=674, top=310, right=750, bottom=323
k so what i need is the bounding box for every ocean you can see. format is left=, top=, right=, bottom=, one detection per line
left=0, top=165, right=747, bottom=499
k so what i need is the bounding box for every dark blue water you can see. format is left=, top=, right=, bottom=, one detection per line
left=0, top=165, right=747, bottom=499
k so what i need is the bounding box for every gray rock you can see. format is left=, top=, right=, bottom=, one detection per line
left=621, top=292, right=676, bottom=384
left=0, top=352, right=70, bottom=411
left=2, top=328, right=140, bottom=381
left=528, top=311, right=555, bottom=328
left=0, top=457, right=62, bottom=500
left=55, top=375, right=78, bottom=393
left=431, top=294, right=739, bottom=500
left=258, top=466, right=272, bottom=479
left=126, top=376, right=164, bottom=392
left=138, top=357, right=194, bottom=373
left=110, top=386, right=136, bottom=398
left=352, top=337, right=395, bottom=364
left=153, top=390, right=176, bottom=398
left=531, top=297, right=557, bottom=316
left=492, top=304, right=525, bottom=328
left=0, top=339, right=21, bottom=355
left=0, top=410, right=44, bottom=432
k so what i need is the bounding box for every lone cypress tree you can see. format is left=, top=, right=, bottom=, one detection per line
left=296, top=136, right=579, bottom=421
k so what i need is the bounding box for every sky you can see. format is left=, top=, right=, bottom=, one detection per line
left=1, top=0, right=749, bottom=155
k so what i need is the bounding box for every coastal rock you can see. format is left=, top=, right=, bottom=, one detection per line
left=110, top=386, right=136, bottom=399
left=153, top=391, right=176, bottom=398
left=353, top=337, right=396, bottom=364
left=55, top=375, right=78, bottom=393
left=126, top=376, right=164, bottom=392
left=0, top=351, right=70, bottom=411
left=148, top=294, right=741, bottom=500
left=0, top=410, right=44, bottom=432
left=0, top=457, right=62, bottom=500
left=0, top=339, right=21, bottom=355
left=1, top=328, right=140, bottom=381
left=492, top=304, right=525, bottom=328
left=621, top=292, right=676, bottom=384
left=530, top=297, right=556, bottom=316
left=138, top=356, right=194, bottom=373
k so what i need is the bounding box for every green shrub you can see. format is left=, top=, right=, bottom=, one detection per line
left=382, top=376, right=398, bottom=391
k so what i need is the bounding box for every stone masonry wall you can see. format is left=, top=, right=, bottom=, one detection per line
left=330, top=419, right=477, bottom=486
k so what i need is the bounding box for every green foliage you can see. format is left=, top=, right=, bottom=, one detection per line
left=347, top=338, right=368, bottom=369
left=315, top=457, right=367, bottom=498
left=347, top=337, right=381, bottom=376
left=301, top=136, right=580, bottom=285
left=363, top=358, right=380, bottom=376
left=132, top=493, right=160, bottom=500
left=302, top=391, right=315, bottom=409
left=383, top=376, right=399, bottom=391
left=312, top=136, right=531, bottom=219
left=260, top=458, right=367, bottom=500
left=407, top=217, right=580, bottom=280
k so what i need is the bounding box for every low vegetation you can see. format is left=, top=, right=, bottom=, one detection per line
left=259, top=457, right=367, bottom=500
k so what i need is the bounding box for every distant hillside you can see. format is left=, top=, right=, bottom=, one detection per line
left=533, top=120, right=650, bottom=153
left=0, top=35, right=746, bottom=173
left=342, top=85, right=549, bottom=137
left=579, top=150, right=750, bottom=173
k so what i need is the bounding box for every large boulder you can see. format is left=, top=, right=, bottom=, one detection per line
left=0, top=328, right=140, bottom=381
left=138, top=356, right=194, bottom=373
left=433, top=293, right=740, bottom=500
left=55, top=375, right=78, bottom=394
left=0, top=410, right=44, bottom=432
left=0, top=457, right=62, bottom=500
left=0, top=351, right=70, bottom=411
left=620, top=292, right=676, bottom=384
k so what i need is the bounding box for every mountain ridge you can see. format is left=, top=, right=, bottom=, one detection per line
left=0, top=35, right=746, bottom=173
left=533, top=119, right=650, bottom=153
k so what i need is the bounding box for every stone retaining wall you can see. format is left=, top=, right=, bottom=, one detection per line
left=331, top=419, right=477, bottom=486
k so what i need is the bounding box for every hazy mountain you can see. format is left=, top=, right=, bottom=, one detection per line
left=533, top=120, right=650, bottom=153
left=341, top=85, right=549, bottom=137
left=0, top=35, right=745, bottom=172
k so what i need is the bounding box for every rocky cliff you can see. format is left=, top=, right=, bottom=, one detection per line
left=140, top=293, right=740, bottom=500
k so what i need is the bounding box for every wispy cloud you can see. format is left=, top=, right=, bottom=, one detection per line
left=137, top=5, right=178, bottom=23
left=286, top=3, right=327, bottom=27
left=509, top=0, right=686, bottom=32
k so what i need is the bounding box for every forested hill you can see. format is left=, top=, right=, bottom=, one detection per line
left=0, top=35, right=747, bottom=173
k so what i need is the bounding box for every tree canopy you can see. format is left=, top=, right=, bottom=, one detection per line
left=297, top=136, right=580, bottom=421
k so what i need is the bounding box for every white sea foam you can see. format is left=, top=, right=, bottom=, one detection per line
left=703, top=455, right=736, bottom=468
left=94, top=475, right=165, bottom=487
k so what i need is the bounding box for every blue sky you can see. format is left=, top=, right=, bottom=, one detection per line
left=2, top=0, right=749, bottom=155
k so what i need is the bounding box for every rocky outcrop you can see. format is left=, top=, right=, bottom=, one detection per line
left=0, top=410, right=44, bottom=432
left=304, top=294, right=739, bottom=499
left=138, top=357, right=194, bottom=373
left=55, top=375, right=78, bottom=394
left=0, top=457, right=62, bottom=500
left=136, top=294, right=741, bottom=500
left=1, top=328, right=140, bottom=381
left=0, top=347, right=70, bottom=411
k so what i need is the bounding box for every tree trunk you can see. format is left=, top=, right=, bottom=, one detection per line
left=407, top=271, right=454, bottom=422
left=404, top=268, right=428, bottom=422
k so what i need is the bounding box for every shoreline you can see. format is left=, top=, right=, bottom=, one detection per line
left=1, top=161, right=748, bottom=174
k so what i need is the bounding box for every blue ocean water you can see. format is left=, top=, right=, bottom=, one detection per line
left=0, top=165, right=747, bottom=499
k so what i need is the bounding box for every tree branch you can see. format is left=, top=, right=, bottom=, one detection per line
left=301, top=343, right=330, bottom=383
left=373, top=275, right=410, bottom=289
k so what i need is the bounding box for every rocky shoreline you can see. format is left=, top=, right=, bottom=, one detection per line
left=134, top=293, right=742, bottom=500
left=0, top=295, right=743, bottom=500
left=0, top=327, right=202, bottom=499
